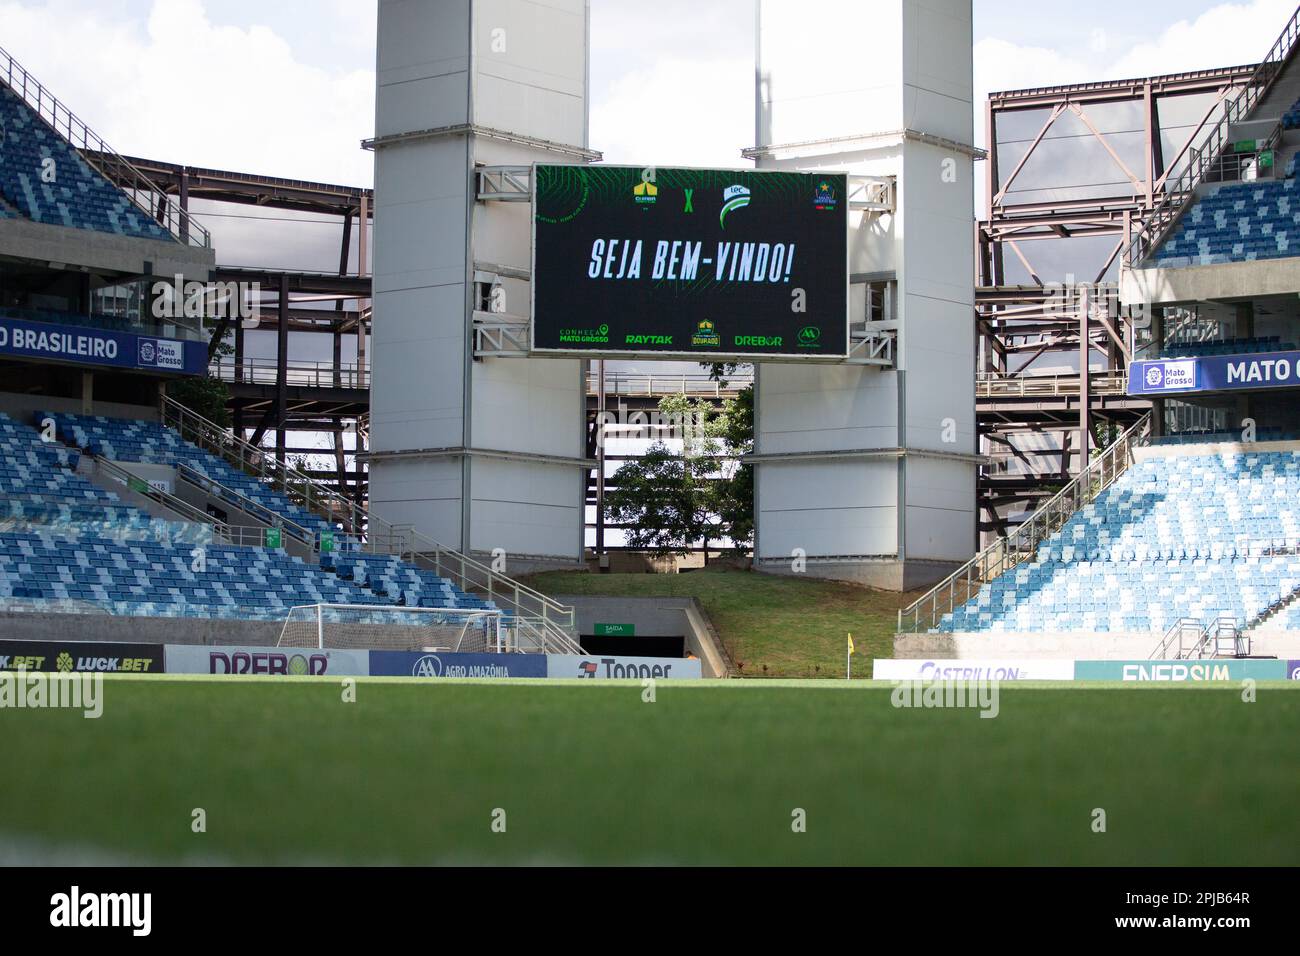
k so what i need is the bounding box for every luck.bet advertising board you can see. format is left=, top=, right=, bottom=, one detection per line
left=532, top=165, right=848, bottom=357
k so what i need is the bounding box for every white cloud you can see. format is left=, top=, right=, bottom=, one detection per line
left=590, top=55, right=754, bottom=167
left=0, top=0, right=374, bottom=185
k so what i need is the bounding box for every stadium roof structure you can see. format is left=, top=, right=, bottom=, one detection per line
left=976, top=62, right=1260, bottom=537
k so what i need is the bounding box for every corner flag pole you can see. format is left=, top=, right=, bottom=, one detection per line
left=846, top=632, right=854, bottom=679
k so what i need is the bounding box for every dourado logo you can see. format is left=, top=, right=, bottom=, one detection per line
left=691, top=318, right=720, bottom=347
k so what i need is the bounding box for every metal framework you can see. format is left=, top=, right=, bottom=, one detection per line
left=94, top=154, right=375, bottom=510
left=976, top=64, right=1258, bottom=538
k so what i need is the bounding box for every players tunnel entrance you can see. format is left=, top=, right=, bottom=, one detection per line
left=579, top=634, right=686, bottom=657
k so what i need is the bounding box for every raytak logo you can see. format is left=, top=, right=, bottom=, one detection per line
left=719, top=184, right=751, bottom=228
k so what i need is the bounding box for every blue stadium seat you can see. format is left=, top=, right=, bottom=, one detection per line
left=941, top=449, right=1300, bottom=633
left=0, top=412, right=498, bottom=623
left=0, top=84, right=173, bottom=241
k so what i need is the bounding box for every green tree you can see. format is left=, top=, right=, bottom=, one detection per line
left=604, top=388, right=755, bottom=558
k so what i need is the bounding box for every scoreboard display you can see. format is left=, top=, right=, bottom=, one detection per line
left=531, top=165, right=848, bottom=358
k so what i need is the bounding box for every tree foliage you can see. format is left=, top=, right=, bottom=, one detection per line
left=604, top=385, right=755, bottom=556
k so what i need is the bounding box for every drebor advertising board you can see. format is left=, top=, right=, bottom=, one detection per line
left=532, top=164, right=848, bottom=358
left=369, top=651, right=547, bottom=679
left=872, top=659, right=1075, bottom=681
left=1128, top=351, right=1300, bottom=396
left=1074, top=659, right=1288, bottom=681
left=165, top=645, right=370, bottom=676
left=0, top=639, right=163, bottom=673
left=546, top=654, right=702, bottom=680
left=0, top=315, right=206, bottom=375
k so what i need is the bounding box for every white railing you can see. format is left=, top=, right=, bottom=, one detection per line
left=210, top=357, right=368, bottom=390
left=0, top=45, right=210, bottom=248
left=159, top=395, right=580, bottom=652
left=1125, top=5, right=1300, bottom=265
left=898, top=412, right=1151, bottom=634
left=588, top=370, right=753, bottom=398
left=975, top=370, right=1127, bottom=398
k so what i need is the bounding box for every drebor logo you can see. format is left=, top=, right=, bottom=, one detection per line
left=209, top=651, right=326, bottom=675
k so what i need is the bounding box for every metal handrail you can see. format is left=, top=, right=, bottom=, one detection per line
left=0, top=44, right=210, bottom=248
left=586, top=370, right=753, bottom=398
left=174, top=462, right=314, bottom=544
left=1125, top=6, right=1300, bottom=265
left=210, top=356, right=368, bottom=390
left=1149, top=618, right=1204, bottom=659
left=898, top=412, right=1152, bottom=634
left=158, top=395, right=579, bottom=648
left=975, top=370, right=1127, bottom=397
left=94, top=457, right=218, bottom=527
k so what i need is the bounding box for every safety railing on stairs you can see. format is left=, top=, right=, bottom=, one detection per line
left=898, top=412, right=1152, bottom=634
left=159, top=395, right=580, bottom=652
left=1124, top=6, right=1300, bottom=266
left=0, top=45, right=210, bottom=249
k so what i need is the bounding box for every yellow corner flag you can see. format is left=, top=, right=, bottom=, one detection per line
left=847, top=632, right=855, bottom=655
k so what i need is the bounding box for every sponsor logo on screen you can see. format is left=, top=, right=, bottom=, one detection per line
left=798, top=325, right=821, bottom=347
left=558, top=324, right=610, bottom=344
left=633, top=180, right=657, bottom=205
left=691, top=318, right=720, bottom=347
left=719, top=184, right=751, bottom=228
left=813, top=180, right=838, bottom=210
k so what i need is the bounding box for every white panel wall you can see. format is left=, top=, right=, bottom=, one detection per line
left=371, top=0, right=587, bottom=559
left=754, top=0, right=976, bottom=577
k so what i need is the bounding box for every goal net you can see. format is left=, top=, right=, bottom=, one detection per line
left=277, top=604, right=505, bottom=653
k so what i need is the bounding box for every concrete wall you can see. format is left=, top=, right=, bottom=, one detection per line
left=369, top=0, right=588, bottom=560
left=556, top=594, right=731, bottom=678
left=0, top=216, right=213, bottom=282
left=896, top=630, right=1300, bottom=660
left=752, top=0, right=976, bottom=587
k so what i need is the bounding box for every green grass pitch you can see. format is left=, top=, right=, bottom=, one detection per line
left=4, top=675, right=1297, bottom=865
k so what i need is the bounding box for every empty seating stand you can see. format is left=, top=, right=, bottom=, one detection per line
left=0, top=84, right=172, bottom=242
left=43, top=412, right=333, bottom=540
left=1160, top=336, right=1296, bottom=358
left=0, top=412, right=499, bottom=624
left=941, top=449, right=1300, bottom=633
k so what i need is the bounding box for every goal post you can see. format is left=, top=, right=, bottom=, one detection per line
left=277, top=604, right=506, bottom=653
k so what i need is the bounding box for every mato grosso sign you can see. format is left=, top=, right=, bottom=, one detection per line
left=531, top=165, right=848, bottom=358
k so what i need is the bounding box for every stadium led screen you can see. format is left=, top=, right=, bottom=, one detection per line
left=531, top=165, right=848, bottom=357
